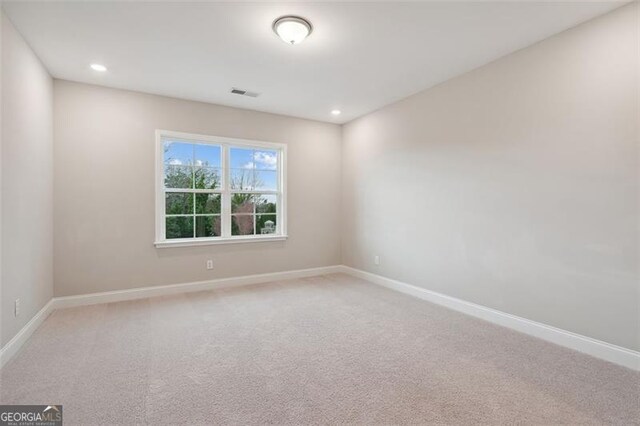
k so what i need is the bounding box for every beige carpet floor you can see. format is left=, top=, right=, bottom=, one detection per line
left=0, top=273, right=638, bottom=425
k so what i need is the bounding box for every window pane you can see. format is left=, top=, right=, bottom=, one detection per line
left=230, top=147, right=254, bottom=169
left=257, top=214, right=277, bottom=235
left=231, top=193, right=254, bottom=214
left=194, top=167, right=221, bottom=190
left=163, top=141, right=193, bottom=166
left=196, top=215, right=221, bottom=237
left=166, top=193, right=193, bottom=215
left=254, top=171, right=277, bottom=191
left=166, top=216, right=193, bottom=239
left=194, top=144, right=221, bottom=168
left=232, top=215, right=255, bottom=236
left=165, top=165, right=193, bottom=189
left=195, top=193, right=221, bottom=214
left=255, top=194, right=277, bottom=214
left=253, top=150, right=278, bottom=170
left=230, top=169, right=254, bottom=190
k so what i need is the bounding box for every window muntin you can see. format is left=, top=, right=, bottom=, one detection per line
left=156, top=131, right=285, bottom=246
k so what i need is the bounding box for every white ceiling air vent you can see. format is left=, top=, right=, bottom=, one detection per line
left=230, top=87, right=260, bottom=98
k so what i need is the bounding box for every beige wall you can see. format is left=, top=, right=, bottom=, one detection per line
left=53, top=80, right=342, bottom=297
left=342, top=4, right=639, bottom=351
left=1, top=12, right=54, bottom=347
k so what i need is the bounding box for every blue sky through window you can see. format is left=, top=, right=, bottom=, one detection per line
left=164, top=140, right=193, bottom=165
left=164, top=140, right=221, bottom=167
left=230, top=148, right=253, bottom=169
left=230, top=148, right=277, bottom=170
left=255, top=170, right=277, bottom=190
left=194, top=144, right=221, bottom=167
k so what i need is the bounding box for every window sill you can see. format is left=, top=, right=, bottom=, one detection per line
left=154, top=235, right=288, bottom=248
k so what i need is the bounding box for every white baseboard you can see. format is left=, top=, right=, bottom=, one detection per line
left=0, top=265, right=341, bottom=369
left=52, top=265, right=343, bottom=309
left=0, top=299, right=56, bottom=369
left=339, top=266, right=640, bottom=371
left=3, top=265, right=637, bottom=372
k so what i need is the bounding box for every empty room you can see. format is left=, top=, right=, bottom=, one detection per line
left=0, top=0, right=638, bottom=424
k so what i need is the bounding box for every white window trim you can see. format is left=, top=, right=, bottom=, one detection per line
left=154, top=129, right=287, bottom=248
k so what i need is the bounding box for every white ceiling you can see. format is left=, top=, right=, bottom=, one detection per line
left=3, top=1, right=625, bottom=123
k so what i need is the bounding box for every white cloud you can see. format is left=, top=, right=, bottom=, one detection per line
left=253, top=151, right=277, bottom=170
left=168, top=158, right=183, bottom=165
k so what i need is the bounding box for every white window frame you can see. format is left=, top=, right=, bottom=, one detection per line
left=154, top=130, right=287, bottom=248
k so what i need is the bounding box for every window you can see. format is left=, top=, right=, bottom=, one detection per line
left=155, top=130, right=286, bottom=247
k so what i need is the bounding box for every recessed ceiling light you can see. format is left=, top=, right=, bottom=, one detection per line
left=273, top=16, right=312, bottom=45
left=331, top=110, right=341, bottom=116
left=90, top=63, right=107, bottom=72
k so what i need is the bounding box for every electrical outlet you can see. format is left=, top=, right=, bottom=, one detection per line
left=374, top=255, right=380, bottom=266
left=14, top=299, right=20, bottom=317
left=206, top=260, right=214, bottom=270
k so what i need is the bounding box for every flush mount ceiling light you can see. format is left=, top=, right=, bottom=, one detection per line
left=273, top=16, right=312, bottom=45
left=90, top=63, right=107, bottom=72
left=331, top=110, right=341, bottom=116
